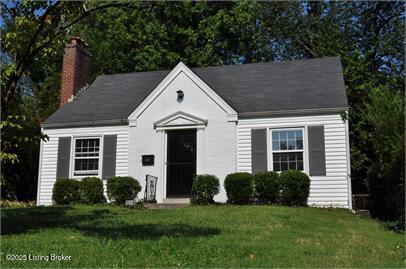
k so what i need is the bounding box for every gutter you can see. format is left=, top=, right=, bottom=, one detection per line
left=41, top=107, right=348, bottom=129
left=41, top=119, right=129, bottom=129
left=238, top=107, right=349, bottom=119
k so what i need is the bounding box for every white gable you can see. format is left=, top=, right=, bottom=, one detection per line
left=127, top=62, right=237, bottom=126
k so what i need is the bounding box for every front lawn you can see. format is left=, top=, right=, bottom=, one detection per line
left=1, top=205, right=404, bottom=268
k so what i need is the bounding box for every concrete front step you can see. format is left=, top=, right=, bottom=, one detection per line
left=143, top=198, right=190, bottom=209
left=145, top=203, right=188, bottom=209
left=163, top=198, right=190, bottom=204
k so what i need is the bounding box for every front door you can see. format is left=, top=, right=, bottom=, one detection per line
left=166, top=129, right=196, bottom=198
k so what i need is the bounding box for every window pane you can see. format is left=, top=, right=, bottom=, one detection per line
left=272, top=132, right=279, bottom=141
left=273, top=161, right=280, bottom=171
left=280, top=153, right=287, bottom=162
left=296, top=130, right=303, bottom=139
left=288, top=139, right=296, bottom=150
left=288, top=160, right=297, bottom=170
left=288, top=131, right=296, bottom=140
left=280, top=140, right=287, bottom=150
left=280, top=161, right=288, bottom=171
left=280, top=131, right=288, bottom=141
left=287, top=152, right=296, bottom=161
left=272, top=141, right=280, bottom=150
left=75, top=160, right=80, bottom=170
left=296, top=139, right=303, bottom=150
left=297, top=161, right=303, bottom=170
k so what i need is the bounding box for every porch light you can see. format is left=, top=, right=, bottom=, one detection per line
left=177, top=90, right=184, bottom=102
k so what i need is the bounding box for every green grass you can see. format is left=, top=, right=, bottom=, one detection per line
left=1, top=205, right=404, bottom=268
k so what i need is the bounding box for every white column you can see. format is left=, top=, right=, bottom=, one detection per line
left=196, top=128, right=205, bottom=175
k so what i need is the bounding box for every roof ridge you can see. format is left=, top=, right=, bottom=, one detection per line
left=95, top=57, right=341, bottom=79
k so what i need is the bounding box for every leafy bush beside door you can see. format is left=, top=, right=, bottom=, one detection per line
left=106, top=176, right=141, bottom=205
left=191, top=174, right=220, bottom=205
left=224, top=172, right=254, bottom=204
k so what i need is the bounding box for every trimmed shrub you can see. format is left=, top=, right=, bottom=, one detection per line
left=254, top=171, right=280, bottom=203
left=107, top=176, right=141, bottom=205
left=80, top=177, right=105, bottom=204
left=224, top=172, right=254, bottom=204
left=191, top=174, right=220, bottom=205
left=280, top=170, right=310, bottom=206
left=52, top=178, right=80, bottom=205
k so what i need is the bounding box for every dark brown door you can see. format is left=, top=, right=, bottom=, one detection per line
left=166, top=129, right=196, bottom=198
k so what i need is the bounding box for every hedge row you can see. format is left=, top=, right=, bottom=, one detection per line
left=191, top=170, right=310, bottom=206
left=52, top=176, right=141, bottom=205
left=53, top=170, right=309, bottom=207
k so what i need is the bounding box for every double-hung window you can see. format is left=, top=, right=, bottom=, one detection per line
left=74, top=138, right=100, bottom=176
left=271, top=129, right=304, bottom=171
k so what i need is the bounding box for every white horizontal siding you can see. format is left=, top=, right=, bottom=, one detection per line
left=37, top=125, right=129, bottom=205
left=237, top=113, right=351, bottom=208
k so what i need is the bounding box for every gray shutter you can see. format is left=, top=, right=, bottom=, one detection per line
left=56, top=137, right=71, bottom=179
left=251, top=129, right=268, bottom=174
left=102, top=135, right=117, bottom=180
left=308, top=126, right=326, bottom=176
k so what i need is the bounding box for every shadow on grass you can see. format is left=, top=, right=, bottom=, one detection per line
left=76, top=223, right=220, bottom=240
left=1, top=206, right=221, bottom=240
left=1, top=206, right=112, bottom=236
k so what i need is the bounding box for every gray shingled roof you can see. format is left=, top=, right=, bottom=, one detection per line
left=43, top=57, right=348, bottom=127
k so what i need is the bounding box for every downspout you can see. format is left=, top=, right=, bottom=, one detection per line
left=344, top=111, right=353, bottom=210
left=36, top=131, right=44, bottom=205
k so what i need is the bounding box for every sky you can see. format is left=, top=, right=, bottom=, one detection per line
left=0, top=0, right=48, bottom=27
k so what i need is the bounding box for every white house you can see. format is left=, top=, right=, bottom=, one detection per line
left=37, top=37, right=352, bottom=208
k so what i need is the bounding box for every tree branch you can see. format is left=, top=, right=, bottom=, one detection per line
left=57, top=2, right=131, bottom=33
left=3, top=1, right=131, bottom=116
left=16, top=1, right=62, bottom=73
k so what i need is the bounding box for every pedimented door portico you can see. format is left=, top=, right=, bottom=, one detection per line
left=154, top=111, right=207, bottom=200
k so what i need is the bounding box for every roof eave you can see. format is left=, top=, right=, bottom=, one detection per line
left=41, top=119, right=129, bottom=129
left=238, top=107, right=349, bottom=119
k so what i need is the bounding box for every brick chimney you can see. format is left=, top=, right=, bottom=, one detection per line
left=60, top=37, right=91, bottom=106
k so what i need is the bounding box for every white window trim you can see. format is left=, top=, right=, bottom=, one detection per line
left=70, top=136, right=103, bottom=178
left=268, top=127, right=307, bottom=173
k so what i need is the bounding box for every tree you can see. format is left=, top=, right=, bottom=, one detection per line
left=363, top=87, right=405, bottom=228
left=1, top=0, right=135, bottom=200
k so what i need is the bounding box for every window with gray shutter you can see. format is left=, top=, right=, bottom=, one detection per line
left=271, top=129, right=304, bottom=171
left=308, top=126, right=326, bottom=176
left=102, top=135, right=117, bottom=180
left=251, top=129, right=267, bottom=174
left=73, top=138, right=100, bottom=176
left=56, top=137, right=71, bottom=179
